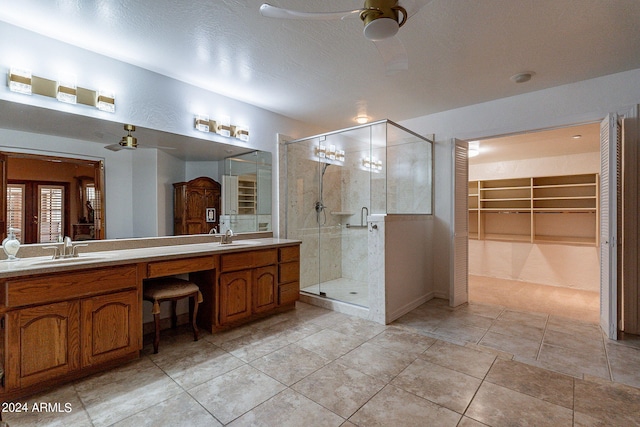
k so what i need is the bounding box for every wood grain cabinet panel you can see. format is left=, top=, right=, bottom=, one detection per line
left=147, top=256, right=215, bottom=278
left=5, top=266, right=137, bottom=308
left=6, top=300, right=80, bottom=390
left=253, top=266, right=277, bottom=313
left=277, top=246, right=300, bottom=306
left=81, top=290, right=140, bottom=367
left=219, top=270, right=252, bottom=324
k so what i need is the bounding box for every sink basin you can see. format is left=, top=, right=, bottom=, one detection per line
left=216, top=240, right=261, bottom=247
left=27, top=254, right=111, bottom=266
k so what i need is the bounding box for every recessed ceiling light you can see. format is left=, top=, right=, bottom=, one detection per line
left=572, top=134, right=582, bottom=139
left=355, top=115, right=370, bottom=124
left=510, top=72, right=534, bottom=84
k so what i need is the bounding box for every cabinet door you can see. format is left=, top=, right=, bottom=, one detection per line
left=185, top=187, right=207, bottom=234
left=219, top=270, right=252, bottom=324
left=253, top=265, right=277, bottom=313
left=81, top=290, right=140, bottom=367
left=6, top=301, right=80, bottom=389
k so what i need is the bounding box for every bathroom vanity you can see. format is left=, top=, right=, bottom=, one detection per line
left=0, top=236, right=300, bottom=400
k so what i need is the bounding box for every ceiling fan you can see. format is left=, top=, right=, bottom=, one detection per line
left=104, top=124, right=176, bottom=152
left=259, top=0, right=431, bottom=74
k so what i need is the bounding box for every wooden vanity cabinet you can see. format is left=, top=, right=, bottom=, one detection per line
left=6, top=300, right=81, bottom=389
left=81, top=289, right=139, bottom=367
left=253, top=266, right=278, bottom=314
left=2, top=265, right=140, bottom=394
left=217, top=249, right=280, bottom=327
left=278, top=245, right=300, bottom=305
left=219, top=269, right=252, bottom=324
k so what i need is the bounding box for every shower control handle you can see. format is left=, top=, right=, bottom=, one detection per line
left=370, top=224, right=378, bottom=230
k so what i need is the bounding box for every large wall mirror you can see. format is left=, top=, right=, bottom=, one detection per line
left=221, top=150, right=272, bottom=233
left=1, top=152, right=105, bottom=243
left=0, top=101, right=274, bottom=241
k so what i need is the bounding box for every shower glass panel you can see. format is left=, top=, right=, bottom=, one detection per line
left=285, top=120, right=432, bottom=309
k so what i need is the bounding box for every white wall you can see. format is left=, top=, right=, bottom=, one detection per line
left=401, top=68, right=640, bottom=298
left=469, top=152, right=600, bottom=181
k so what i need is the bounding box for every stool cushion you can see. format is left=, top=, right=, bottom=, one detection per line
left=143, top=278, right=203, bottom=315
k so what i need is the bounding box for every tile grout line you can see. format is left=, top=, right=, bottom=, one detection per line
left=535, top=314, right=551, bottom=361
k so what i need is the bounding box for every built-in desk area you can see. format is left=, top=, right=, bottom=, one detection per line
left=0, top=236, right=300, bottom=400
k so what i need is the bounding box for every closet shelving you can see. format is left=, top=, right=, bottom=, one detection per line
left=469, top=173, right=599, bottom=246
left=237, top=175, right=257, bottom=215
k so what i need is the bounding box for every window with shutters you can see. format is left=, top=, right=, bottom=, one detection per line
left=38, top=185, right=64, bottom=243
left=7, top=184, right=25, bottom=242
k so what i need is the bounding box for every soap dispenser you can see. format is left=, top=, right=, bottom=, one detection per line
left=2, top=227, right=21, bottom=261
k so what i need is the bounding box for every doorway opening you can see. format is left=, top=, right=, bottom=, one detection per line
left=466, top=123, right=601, bottom=324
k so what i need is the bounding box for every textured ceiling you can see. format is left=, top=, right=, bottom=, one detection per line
left=1, top=0, right=640, bottom=133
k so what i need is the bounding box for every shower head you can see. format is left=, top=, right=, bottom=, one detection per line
left=322, top=162, right=331, bottom=176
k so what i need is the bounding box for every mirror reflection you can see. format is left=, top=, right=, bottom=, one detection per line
left=2, top=152, right=105, bottom=243
left=221, top=150, right=272, bottom=233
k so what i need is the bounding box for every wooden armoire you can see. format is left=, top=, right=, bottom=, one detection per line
left=173, top=176, right=221, bottom=235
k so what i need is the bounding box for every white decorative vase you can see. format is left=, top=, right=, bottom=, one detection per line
left=2, top=227, right=21, bottom=261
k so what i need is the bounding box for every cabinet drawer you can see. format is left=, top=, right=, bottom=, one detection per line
left=6, top=265, right=137, bottom=308
left=279, top=245, right=300, bottom=263
left=279, top=261, right=300, bottom=284
left=220, top=249, right=277, bottom=272
left=279, top=282, right=299, bottom=305
left=147, top=256, right=215, bottom=278
left=254, top=249, right=277, bottom=267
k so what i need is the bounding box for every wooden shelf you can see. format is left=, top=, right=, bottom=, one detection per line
left=469, top=173, right=599, bottom=245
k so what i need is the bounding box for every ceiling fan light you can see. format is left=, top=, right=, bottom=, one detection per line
left=119, top=135, right=137, bottom=149
left=363, top=17, right=398, bottom=41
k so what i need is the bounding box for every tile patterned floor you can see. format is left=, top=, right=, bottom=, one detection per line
left=4, top=299, right=640, bottom=426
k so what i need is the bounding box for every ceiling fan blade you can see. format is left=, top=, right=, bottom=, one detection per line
left=373, top=36, right=409, bottom=75
left=104, top=143, right=124, bottom=152
left=139, top=144, right=176, bottom=150
left=399, top=0, right=433, bottom=18
left=259, top=3, right=362, bottom=20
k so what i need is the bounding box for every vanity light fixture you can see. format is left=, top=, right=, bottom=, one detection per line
left=5, top=66, right=116, bottom=112
left=231, top=125, right=250, bottom=142
left=56, top=76, right=77, bottom=104
left=314, top=145, right=345, bottom=163
left=194, top=114, right=211, bottom=132
left=8, top=67, right=32, bottom=95
left=193, top=115, right=251, bottom=142
left=216, top=116, right=232, bottom=137
left=96, top=89, right=116, bottom=113
left=362, top=156, right=383, bottom=172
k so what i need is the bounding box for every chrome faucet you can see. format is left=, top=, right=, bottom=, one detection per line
left=220, top=229, right=234, bottom=244
left=209, top=227, right=218, bottom=234
left=43, top=236, right=87, bottom=259
left=63, top=236, right=73, bottom=257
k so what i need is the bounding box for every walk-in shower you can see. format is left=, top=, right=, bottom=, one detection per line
left=284, top=120, right=433, bottom=318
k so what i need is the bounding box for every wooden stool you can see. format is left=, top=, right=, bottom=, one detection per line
left=143, top=277, right=203, bottom=354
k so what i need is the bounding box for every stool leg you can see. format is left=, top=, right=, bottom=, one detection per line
left=153, top=313, right=161, bottom=354
left=171, top=301, right=178, bottom=329
left=192, top=293, right=199, bottom=342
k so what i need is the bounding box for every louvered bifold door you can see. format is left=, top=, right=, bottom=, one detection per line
left=600, top=114, right=619, bottom=339
left=451, top=139, right=469, bottom=307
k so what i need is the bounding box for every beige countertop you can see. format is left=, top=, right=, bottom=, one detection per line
left=0, top=237, right=300, bottom=279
